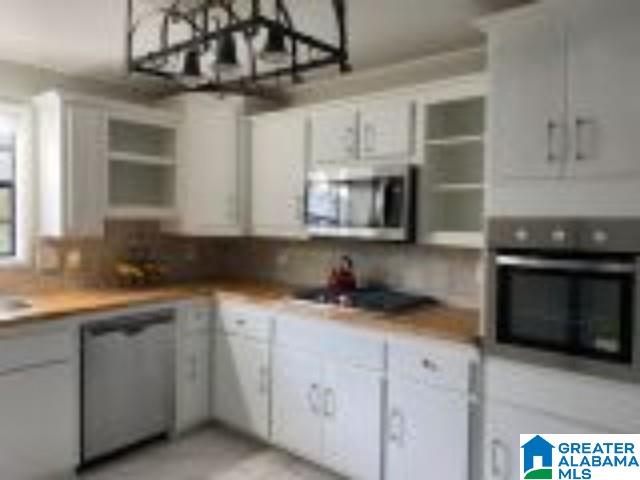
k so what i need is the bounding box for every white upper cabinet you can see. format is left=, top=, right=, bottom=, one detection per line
left=359, top=99, right=415, bottom=160
left=564, top=0, right=640, bottom=179
left=484, top=0, right=640, bottom=183
left=250, top=111, right=307, bottom=239
left=486, top=5, right=566, bottom=181
left=35, top=92, right=108, bottom=238
left=165, top=95, right=246, bottom=236
left=310, top=100, right=417, bottom=167
left=309, top=106, right=358, bottom=166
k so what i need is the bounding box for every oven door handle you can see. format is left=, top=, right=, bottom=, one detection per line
left=495, top=255, right=636, bottom=274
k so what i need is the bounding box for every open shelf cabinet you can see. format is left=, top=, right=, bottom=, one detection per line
left=107, top=116, right=177, bottom=218
left=419, top=79, right=487, bottom=248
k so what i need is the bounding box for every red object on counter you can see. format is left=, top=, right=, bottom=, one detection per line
left=327, top=256, right=357, bottom=292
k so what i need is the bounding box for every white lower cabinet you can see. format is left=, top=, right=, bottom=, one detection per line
left=0, top=329, right=77, bottom=480
left=484, top=402, right=596, bottom=480
left=385, top=336, right=479, bottom=480
left=272, top=347, right=325, bottom=464
left=386, top=379, right=469, bottom=480
left=272, top=315, right=385, bottom=480
left=322, top=362, right=383, bottom=480
left=175, top=302, right=211, bottom=434
left=213, top=333, right=270, bottom=439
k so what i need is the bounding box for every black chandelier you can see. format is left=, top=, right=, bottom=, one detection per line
left=126, top=0, right=351, bottom=98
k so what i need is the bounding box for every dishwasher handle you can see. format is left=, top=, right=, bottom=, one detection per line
left=83, top=311, right=174, bottom=338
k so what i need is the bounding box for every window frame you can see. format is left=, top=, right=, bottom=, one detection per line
left=0, top=103, right=33, bottom=268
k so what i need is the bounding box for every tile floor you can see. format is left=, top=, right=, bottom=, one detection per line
left=79, top=427, right=341, bottom=480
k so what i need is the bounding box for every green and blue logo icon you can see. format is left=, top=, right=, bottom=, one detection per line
left=521, top=435, right=554, bottom=479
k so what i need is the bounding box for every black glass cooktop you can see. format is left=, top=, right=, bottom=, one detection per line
left=293, top=287, right=438, bottom=313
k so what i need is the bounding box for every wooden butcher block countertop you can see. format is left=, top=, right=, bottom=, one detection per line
left=0, top=280, right=480, bottom=344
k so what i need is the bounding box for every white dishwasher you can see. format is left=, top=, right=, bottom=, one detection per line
left=81, top=310, right=175, bottom=464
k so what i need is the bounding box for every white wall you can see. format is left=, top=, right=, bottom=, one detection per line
left=0, top=59, right=153, bottom=103
left=285, top=47, right=486, bottom=106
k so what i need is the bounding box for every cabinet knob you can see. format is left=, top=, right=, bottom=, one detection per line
left=514, top=228, right=529, bottom=243
left=551, top=228, right=567, bottom=244
left=592, top=229, right=609, bottom=245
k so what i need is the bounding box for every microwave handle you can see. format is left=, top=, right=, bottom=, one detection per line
left=495, top=255, right=635, bottom=274
left=373, top=179, right=387, bottom=227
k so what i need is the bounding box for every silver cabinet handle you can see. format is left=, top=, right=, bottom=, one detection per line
left=388, top=408, right=405, bottom=446
left=307, top=383, right=321, bottom=415
left=258, top=365, right=269, bottom=395
left=188, top=355, right=198, bottom=381
left=575, top=117, right=594, bottom=161
left=344, top=126, right=357, bottom=157
left=323, top=387, right=336, bottom=418
left=491, top=438, right=510, bottom=480
left=546, top=120, right=559, bottom=163
left=295, top=194, right=305, bottom=223
left=363, top=123, right=375, bottom=154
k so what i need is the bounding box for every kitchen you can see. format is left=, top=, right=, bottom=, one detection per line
left=0, top=0, right=638, bottom=479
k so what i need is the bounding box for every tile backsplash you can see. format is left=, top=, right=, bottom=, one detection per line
left=215, top=239, right=483, bottom=309
left=0, top=222, right=482, bottom=309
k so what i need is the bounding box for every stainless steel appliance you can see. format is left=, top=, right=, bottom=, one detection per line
left=81, top=310, right=175, bottom=464
left=487, top=218, right=640, bottom=382
left=305, top=165, right=416, bottom=241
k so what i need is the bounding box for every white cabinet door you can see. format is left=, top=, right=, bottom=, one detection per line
left=175, top=98, right=244, bottom=236
left=176, top=334, right=210, bottom=433
left=66, top=103, right=107, bottom=237
left=488, top=6, right=566, bottom=181
left=484, top=402, right=598, bottom=480
left=323, top=363, right=383, bottom=480
left=251, top=113, right=307, bottom=238
left=386, top=379, right=469, bottom=480
left=271, top=347, right=324, bottom=464
left=359, top=100, right=414, bottom=161
left=0, top=363, right=76, bottom=480
left=564, top=0, right=640, bottom=179
left=213, top=334, right=270, bottom=440
left=310, top=106, right=358, bottom=165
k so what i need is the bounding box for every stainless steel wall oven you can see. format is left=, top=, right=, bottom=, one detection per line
left=487, top=218, right=640, bottom=381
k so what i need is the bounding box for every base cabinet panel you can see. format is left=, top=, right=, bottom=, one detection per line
left=484, top=402, right=598, bottom=480
left=323, top=363, right=383, bottom=480
left=0, top=363, right=76, bottom=480
left=385, top=379, right=469, bottom=480
left=176, top=334, right=210, bottom=433
left=271, top=347, right=325, bottom=464
left=213, top=334, right=270, bottom=440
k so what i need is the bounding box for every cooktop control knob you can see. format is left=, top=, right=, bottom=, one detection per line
left=514, top=227, right=529, bottom=243
left=551, top=228, right=567, bottom=244
left=592, top=229, right=609, bottom=245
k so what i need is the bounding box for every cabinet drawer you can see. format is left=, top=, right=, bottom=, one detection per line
left=181, top=302, right=211, bottom=334
left=215, top=302, right=273, bottom=341
left=0, top=329, right=75, bottom=374
left=388, top=336, right=478, bottom=392
left=275, top=314, right=385, bottom=371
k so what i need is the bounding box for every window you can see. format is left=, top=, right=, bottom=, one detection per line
left=0, top=116, right=16, bottom=257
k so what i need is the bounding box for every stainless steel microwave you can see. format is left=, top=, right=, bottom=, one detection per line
left=305, top=165, right=416, bottom=241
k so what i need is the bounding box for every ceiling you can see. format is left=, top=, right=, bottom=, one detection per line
left=0, top=0, right=532, bottom=85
